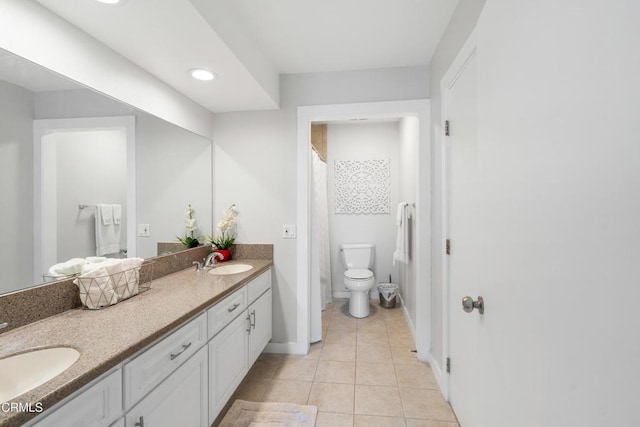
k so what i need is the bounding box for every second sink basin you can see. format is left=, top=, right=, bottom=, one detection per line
left=208, top=264, right=253, bottom=275
left=0, top=347, right=80, bottom=402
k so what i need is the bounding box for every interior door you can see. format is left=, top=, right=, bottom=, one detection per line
left=446, top=51, right=480, bottom=426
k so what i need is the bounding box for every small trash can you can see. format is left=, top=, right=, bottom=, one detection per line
left=378, top=283, right=399, bottom=309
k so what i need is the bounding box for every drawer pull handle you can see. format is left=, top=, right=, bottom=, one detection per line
left=227, top=303, right=240, bottom=312
left=135, top=416, right=145, bottom=427
left=250, top=309, right=256, bottom=330
left=170, top=342, right=192, bottom=360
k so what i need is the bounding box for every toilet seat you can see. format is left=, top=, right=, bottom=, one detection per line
left=344, top=269, right=373, bottom=280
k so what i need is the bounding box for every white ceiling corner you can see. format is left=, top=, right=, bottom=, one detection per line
left=218, top=0, right=459, bottom=74
left=33, top=0, right=458, bottom=112
left=34, top=0, right=279, bottom=113
left=0, top=48, right=81, bottom=92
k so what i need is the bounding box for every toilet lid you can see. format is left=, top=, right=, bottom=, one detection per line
left=345, top=269, right=373, bottom=280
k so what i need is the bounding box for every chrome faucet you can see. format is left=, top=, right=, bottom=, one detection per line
left=204, top=252, right=225, bottom=268
left=0, top=321, right=8, bottom=329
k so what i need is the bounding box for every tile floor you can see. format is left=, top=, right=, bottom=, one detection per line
left=221, top=300, right=460, bottom=426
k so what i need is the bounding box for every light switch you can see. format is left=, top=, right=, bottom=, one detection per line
left=138, top=224, right=150, bottom=237
left=283, top=224, right=296, bottom=239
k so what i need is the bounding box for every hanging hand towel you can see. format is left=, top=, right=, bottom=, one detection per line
left=112, top=204, right=122, bottom=225
left=95, top=204, right=120, bottom=256
left=99, top=204, right=113, bottom=225
left=393, top=202, right=410, bottom=265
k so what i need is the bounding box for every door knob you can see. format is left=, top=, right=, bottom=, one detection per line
left=462, top=296, right=484, bottom=314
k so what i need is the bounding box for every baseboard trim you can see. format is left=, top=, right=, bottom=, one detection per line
left=333, top=291, right=350, bottom=299
left=429, top=352, right=449, bottom=400
left=264, top=341, right=307, bottom=355
left=397, top=293, right=417, bottom=351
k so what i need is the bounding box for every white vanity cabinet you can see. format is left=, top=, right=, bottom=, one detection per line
left=125, top=345, right=208, bottom=427
left=26, top=266, right=272, bottom=427
left=208, top=268, right=272, bottom=424
left=208, top=310, right=249, bottom=421
left=124, top=313, right=207, bottom=409
left=248, top=288, right=272, bottom=367
left=32, top=369, right=122, bottom=427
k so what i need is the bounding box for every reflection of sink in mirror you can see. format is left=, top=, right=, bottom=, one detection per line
left=0, top=347, right=80, bottom=402
left=208, top=264, right=253, bottom=275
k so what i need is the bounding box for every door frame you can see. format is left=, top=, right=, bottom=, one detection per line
left=440, top=28, right=477, bottom=400
left=296, top=100, right=431, bottom=358
left=33, top=115, right=136, bottom=283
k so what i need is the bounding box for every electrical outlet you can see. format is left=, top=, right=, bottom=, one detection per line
left=138, top=224, right=150, bottom=237
left=283, top=224, right=296, bottom=239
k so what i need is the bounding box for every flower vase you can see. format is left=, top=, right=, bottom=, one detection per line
left=214, top=249, right=231, bottom=262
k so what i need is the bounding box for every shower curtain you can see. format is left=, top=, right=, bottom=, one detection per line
left=310, top=149, right=332, bottom=342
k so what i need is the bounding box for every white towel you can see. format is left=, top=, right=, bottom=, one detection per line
left=99, top=204, right=113, bottom=225
left=74, top=258, right=144, bottom=308
left=393, top=202, right=410, bottom=265
left=74, top=265, right=117, bottom=309
left=48, top=258, right=86, bottom=277
left=112, top=258, right=144, bottom=299
left=95, top=205, right=120, bottom=256
left=112, top=204, right=122, bottom=225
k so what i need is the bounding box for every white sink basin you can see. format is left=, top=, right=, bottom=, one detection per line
left=208, top=264, right=253, bottom=275
left=0, top=347, right=80, bottom=402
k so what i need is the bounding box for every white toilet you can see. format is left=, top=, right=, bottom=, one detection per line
left=340, top=243, right=376, bottom=318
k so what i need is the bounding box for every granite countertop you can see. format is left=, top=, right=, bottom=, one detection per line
left=0, top=259, right=272, bottom=427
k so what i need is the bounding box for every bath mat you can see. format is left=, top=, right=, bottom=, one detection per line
left=219, top=399, right=318, bottom=427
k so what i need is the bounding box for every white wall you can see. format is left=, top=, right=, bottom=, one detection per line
left=282, top=66, right=429, bottom=107
left=35, top=89, right=133, bottom=119
left=213, top=67, right=429, bottom=347
left=136, top=113, right=212, bottom=258
left=0, top=0, right=213, bottom=138
left=326, top=122, right=399, bottom=297
left=53, top=130, right=127, bottom=261
left=432, top=1, right=640, bottom=425
left=398, top=117, right=419, bottom=326
left=212, top=109, right=297, bottom=344
left=428, top=0, right=486, bottom=371
left=0, top=80, right=33, bottom=294
left=35, top=89, right=213, bottom=260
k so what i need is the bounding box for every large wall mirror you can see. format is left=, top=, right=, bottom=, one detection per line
left=0, top=48, right=213, bottom=295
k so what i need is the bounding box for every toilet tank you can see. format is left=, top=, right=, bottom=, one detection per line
left=340, top=243, right=375, bottom=269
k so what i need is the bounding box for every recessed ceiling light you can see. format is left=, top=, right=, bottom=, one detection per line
left=189, top=68, right=216, bottom=81
left=96, top=0, right=122, bottom=4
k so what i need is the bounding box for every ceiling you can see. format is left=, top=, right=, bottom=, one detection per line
left=32, top=0, right=458, bottom=112
left=205, top=0, right=459, bottom=74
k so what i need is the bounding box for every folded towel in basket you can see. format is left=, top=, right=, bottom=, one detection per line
left=74, top=258, right=144, bottom=308
left=48, top=258, right=86, bottom=278
left=74, top=266, right=118, bottom=309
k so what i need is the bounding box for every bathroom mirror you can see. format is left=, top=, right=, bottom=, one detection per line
left=0, top=48, right=212, bottom=296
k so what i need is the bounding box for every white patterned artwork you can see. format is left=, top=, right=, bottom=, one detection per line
left=334, top=159, right=390, bottom=214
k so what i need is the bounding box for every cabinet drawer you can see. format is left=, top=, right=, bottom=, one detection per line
left=247, top=269, right=271, bottom=304
left=124, top=313, right=207, bottom=409
left=33, top=369, right=122, bottom=427
left=126, top=346, right=208, bottom=427
left=207, top=286, right=247, bottom=340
